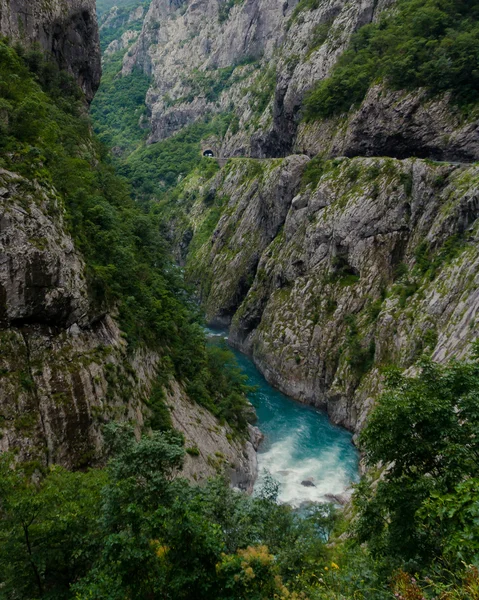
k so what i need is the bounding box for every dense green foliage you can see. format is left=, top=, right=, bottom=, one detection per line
left=120, top=114, right=233, bottom=198
left=97, top=3, right=149, bottom=51
left=354, top=351, right=479, bottom=597
left=4, top=364, right=479, bottom=600
left=0, top=428, right=337, bottom=599
left=96, top=0, right=144, bottom=16
left=91, top=3, right=151, bottom=154
left=91, top=53, right=150, bottom=155
left=0, top=39, right=252, bottom=433
left=303, top=0, right=479, bottom=120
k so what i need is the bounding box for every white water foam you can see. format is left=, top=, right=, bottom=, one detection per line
left=205, top=326, right=358, bottom=507
left=256, top=429, right=352, bottom=507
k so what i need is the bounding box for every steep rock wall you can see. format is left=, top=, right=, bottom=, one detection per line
left=123, top=0, right=394, bottom=155
left=0, top=3, right=257, bottom=487
left=117, top=0, right=479, bottom=165
left=0, top=167, right=258, bottom=487
left=296, top=85, right=479, bottom=163
left=173, top=156, right=479, bottom=433
left=0, top=0, right=101, bottom=101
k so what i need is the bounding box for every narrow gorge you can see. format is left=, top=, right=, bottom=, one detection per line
left=1, top=0, right=479, bottom=597
left=93, top=0, right=479, bottom=435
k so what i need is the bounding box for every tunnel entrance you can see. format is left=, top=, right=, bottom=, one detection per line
left=203, top=149, right=214, bottom=157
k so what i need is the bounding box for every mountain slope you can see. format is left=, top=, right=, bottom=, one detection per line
left=92, top=0, right=479, bottom=434
left=0, top=0, right=257, bottom=485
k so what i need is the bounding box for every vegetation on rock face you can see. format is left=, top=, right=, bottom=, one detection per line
left=90, top=53, right=151, bottom=155
left=96, top=0, right=146, bottom=16
left=91, top=5, right=236, bottom=199
left=0, top=39, right=252, bottom=434
left=303, top=0, right=479, bottom=120
left=91, top=3, right=151, bottom=155
left=2, top=0, right=479, bottom=595
left=120, top=114, right=233, bottom=199
left=97, top=3, right=149, bottom=51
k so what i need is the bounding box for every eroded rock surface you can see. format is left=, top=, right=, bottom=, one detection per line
left=172, top=156, right=479, bottom=433
left=0, top=0, right=101, bottom=101
left=123, top=0, right=396, bottom=156
left=0, top=1, right=258, bottom=484
left=0, top=167, right=258, bottom=481
left=296, top=85, right=479, bottom=163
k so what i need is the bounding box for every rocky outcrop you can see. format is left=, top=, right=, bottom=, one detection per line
left=0, top=168, right=258, bottom=481
left=115, top=0, right=479, bottom=166
left=172, top=156, right=479, bottom=433
left=0, top=0, right=101, bottom=101
left=0, top=168, right=148, bottom=468
left=0, top=3, right=258, bottom=483
left=100, top=3, right=146, bottom=55
left=296, top=85, right=479, bottom=163
left=122, top=0, right=394, bottom=155
left=169, top=380, right=261, bottom=491
left=0, top=170, right=90, bottom=329
left=187, top=156, right=308, bottom=325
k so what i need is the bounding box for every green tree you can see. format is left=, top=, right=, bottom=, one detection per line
left=0, top=455, right=106, bottom=599
left=356, top=352, right=479, bottom=568
left=303, top=0, right=479, bottom=120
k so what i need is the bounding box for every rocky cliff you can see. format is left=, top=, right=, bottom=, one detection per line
left=94, top=0, right=479, bottom=437
left=114, top=0, right=478, bottom=162
left=0, top=0, right=101, bottom=101
left=123, top=0, right=379, bottom=154
left=0, top=1, right=258, bottom=489
left=165, top=155, right=479, bottom=433
left=124, top=0, right=475, bottom=161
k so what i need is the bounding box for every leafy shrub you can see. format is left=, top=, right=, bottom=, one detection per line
left=303, top=0, right=479, bottom=120
left=357, top=351, right=479, bottom=568
left=91, top=58, right=151, bottom=155
left=0, top=431, right=334, bottom=599
left=121, top=114, right=233, bottom=198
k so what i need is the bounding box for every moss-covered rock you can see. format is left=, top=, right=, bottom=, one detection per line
left=169, top=154, right=479, bottom=434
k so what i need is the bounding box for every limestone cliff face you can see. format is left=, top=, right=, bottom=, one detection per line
left=0, top=0, right=101, bottom=101
left=102, top=0, right=479, bottom=437
left=120, top=0, right=479, bottom=162
left=0, top=167, right=258, bottom=487
left=296, top=85, right=479, bottom=163
left=0, top=1, right=258, bottom=488
left=0, top=167, right=144, bottom=468
left=123, top=0, right=391, bottom=154
left=171, top=156, right=479, bottom=433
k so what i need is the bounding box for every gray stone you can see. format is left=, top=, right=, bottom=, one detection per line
left=172, top=155, right=479, bottom=435
left=0, top=0, right=101, bottom=102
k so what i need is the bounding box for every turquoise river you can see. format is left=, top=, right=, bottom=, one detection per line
left=208, top=330, right=359, bottom=506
